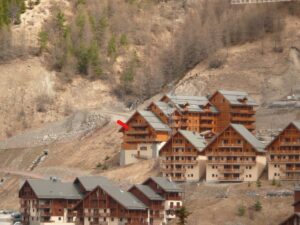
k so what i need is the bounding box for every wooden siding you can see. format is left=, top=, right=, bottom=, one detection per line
left=267, top=123, right=300, bottom=180
left=160, top=132, right=201, bottom=181
left=210, top=91, right=256, bottom=132
left=122, top=112, right=169, bottom=150
left=205, top=126, right=260, bottom=181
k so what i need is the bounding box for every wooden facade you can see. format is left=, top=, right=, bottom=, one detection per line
left=74, top=186, right=148, bottom=225
left=209, top=91, right=257, bottom=133
left=267, top=121, right=300, bottom=181
left=203, top=124, right=265, bottom=182
left=19, top=181, right=79, bottom=225
left=159, top=130, right=206, bottom=182
left=128, top=186, right=165, bottom=223
left=120, top=111, right=169, bottom=151
left=159, top=95, right=218, bottom=133
left=280, top=187, right=300, bottom=225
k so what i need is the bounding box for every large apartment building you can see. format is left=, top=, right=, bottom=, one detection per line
left=19, top=178, right=82, bottom=225
left=280, top=186, right=300, bottom=225
left=142, top=177, right=183, bottom=221
left=19, top=176, right=183, bottom=225
left=158, top=94, right=219, bottom=133
left=267, top=121, right=300, bottom=181
left=159, top=129, right=207, bottom=182
left=203, top=124, right=266, bottom=182
left=209, top=90, right=257, bottom=132
left=119, top=110, right=171, bottom=166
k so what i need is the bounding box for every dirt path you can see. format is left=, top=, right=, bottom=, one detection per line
left=0, top=169, right=45, bottom=179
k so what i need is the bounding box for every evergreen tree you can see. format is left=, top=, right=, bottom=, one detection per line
left=176, top=206, right=190, bottom=225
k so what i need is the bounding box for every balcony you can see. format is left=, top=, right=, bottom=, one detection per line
left=161, top=159, right=197, bottom=165
left=281, top=175, right=300, bottom=180
left=218, top=144, right=243, bottom=148
left=206, top=151, right=256, bottom=157
left=207, top=159, right=256, bottom=165
left=130, top=123, right=148, bottom=127
left=230, top=109, right=255, bottom=115
left=270, top=150, right=300, bottom=155
left=39, top=204, right=51, bottom=208
left=40, top=211, right=51, bottom=217
left=125, top=137, right=156, bottom=142
left=269, top=158, right=300, bottom=163
left=161, top=152, right=197, bottom=157
left=231, top=116, right=255, bottom=122
left=281, top=167, right=300, bottom=173
left=201, top=116, right=214, bottom=121
left=126, top=130, right=149, bottom=135
left=161, top=168, right=186, bottom=173
left=280, top=142, right=300, bottom=147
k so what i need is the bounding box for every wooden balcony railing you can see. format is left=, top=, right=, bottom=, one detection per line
left=161, top=168, right=186, bottom=173
left=126, top=130, right=149, bottom=135
left=39, top=204, right=51, bottom=208
left=40, top=211, right=51, bottom=216
left=218, top=144, right=244, bottom=148
left=230, top=109, right=255, bottom=115
left=279, top=142, right=300, bottom=147
left=125, top=137, right=156, bottom=142
left=281, top=167, right=300, bottom=173
left=130, top=123, right=148, bottom=127
left=161, top=152, right=197, bottom=157
left=231, top=116, right=255, bottom=122
left=269, top=158, right=300, bottom=163
left=207, top=160, right=256, bottom=165
left=161, top=159, right=197, bottom=165
left=206, top=151, right=256, bottom=157
left=270, top=150, right=300, bottom=155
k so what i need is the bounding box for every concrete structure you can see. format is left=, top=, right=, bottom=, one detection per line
left=267, top=121, right=300, bottom=181
left=159, top=130, right=207, bottom=182
left=203, top=124, right=266, bottom=182
left=209, top=90, right=257, bottom=132
left=119, top=110, right=170, bottom=166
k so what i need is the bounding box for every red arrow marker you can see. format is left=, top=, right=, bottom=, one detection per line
left=117, top=120, right=129, bottom=131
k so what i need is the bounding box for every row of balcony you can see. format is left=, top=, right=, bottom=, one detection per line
left=207, top=159, right=256, bottom=165
left=218, top=176, right=244, bottom=182
left=161, top=159, right=197, bottom=165
left=269, top=150, right=300, bottom=155
left=161, top=168, right=186, bottom=173
left=206, top=151, right=256, bottom=156
left=218, top=168, right=244, bottom=174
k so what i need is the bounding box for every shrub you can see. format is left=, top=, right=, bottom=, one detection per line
left=256, top=180, right=261, bottom=188
left=35, top=94, right=53, bottom=112
left=272, top=178, right=276, bottom=186
left=102, top=165, right=108, bottom=170
left=209, top=58, right=223, bottom=69
left=120, top=34, right=128, bottom=46
left=254, top=200, right=262, bottom=211
left=237, top=205, right=246, bottom=217
left=105, top=156, right=110, bottom=161
left=96, top=162, right=102, bottom=168
left=38, top=31, right=49, bottom=53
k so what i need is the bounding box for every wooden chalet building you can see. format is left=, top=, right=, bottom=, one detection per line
left=128, top=185, right=165, bottom=225
left=203, top=124, right=266, bottom=182
left=19, top=178, right=82, bottom=225
left=159, top=129, right=207, bottom=182
left=266, top=121, right=300, bottom=181
left=158, top=94, right=219, bottom=133
left=73, top=183, right=148, bottom=225
left=142, top=177, right=183, bottom=221
left=119, top=110, right=171, bottom=166
left=20, top=176, right=183, bottom=225
left=209, top=90, right=257, bottom=132
left=280, top=185, right=300, bottom=225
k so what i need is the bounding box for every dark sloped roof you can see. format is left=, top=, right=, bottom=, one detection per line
left=138, top=110, right=171, bottom=132
left=279, top=213, right=300, bottom=225
left=133, top=184, right=164, bottom=201
left=100, top=184, right=147, bottom=210
left=217, top=90, right=258, bottom=106
left=148, top=177, right=183, bottom=193
left=25, top=179, right=82, bottom=200
left=75, top=176, right=115, bottom=191
left=153, top=101, right=177, bottom=117
left=178, top=130, right=206, bottom=152
left=230, top=124, right=265, bottom=152
left=164, top=94, right=210, bottom=112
